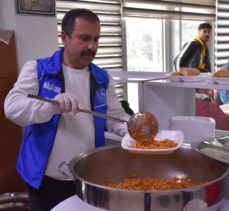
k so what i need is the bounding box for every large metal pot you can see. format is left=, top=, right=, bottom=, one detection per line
left=68, top=144, right=229, bottom=211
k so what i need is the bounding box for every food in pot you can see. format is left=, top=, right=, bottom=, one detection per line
left=128, top=139, right=177, bottom=149
left=70, top=145, right=228, bottom=210
left=106, top=176, right=204, bottom=191
left=213, top=70, right=229, bottom=77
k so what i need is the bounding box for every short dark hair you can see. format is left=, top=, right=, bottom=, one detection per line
left=198, top=22, right=212, bottom=31
left=61, top=9, right=100, bottom=37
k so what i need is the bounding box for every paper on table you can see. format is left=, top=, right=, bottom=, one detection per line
left=0, top=30, right=13, bottom=45
left=220, top=103, right=229, bottom=115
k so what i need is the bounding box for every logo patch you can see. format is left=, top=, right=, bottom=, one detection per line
left=95, top=87, right=106, bottom=104
left=43, top=82, right=61, bottom=94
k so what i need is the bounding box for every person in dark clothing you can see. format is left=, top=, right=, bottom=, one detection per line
left=174, top=22, right=212, bottom=73
left=120, top=100, right=134, bottom=115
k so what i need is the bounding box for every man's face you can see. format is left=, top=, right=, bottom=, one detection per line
left=61, top=17, right=100, bottom=69
left=198, top=28, right=211, bottom=43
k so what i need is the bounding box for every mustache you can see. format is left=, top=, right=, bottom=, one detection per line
left=81, top=50, right=96, bottom=57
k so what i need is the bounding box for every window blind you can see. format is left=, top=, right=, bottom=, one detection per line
left=123, top=0, right=216, bottom=21
left=215, top=0, right=229, bottom=69
left=56, top=0, right=125, bottom=99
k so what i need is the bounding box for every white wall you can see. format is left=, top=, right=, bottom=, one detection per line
left=0, top=0, right=58, bottom=71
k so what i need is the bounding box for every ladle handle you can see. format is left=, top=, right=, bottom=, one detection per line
left=27, top=94, right=128, bottom=124
left=78, top=108, right=127, bottom=123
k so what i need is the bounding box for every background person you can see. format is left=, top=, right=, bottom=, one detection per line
left=174, top=22, right=212, bottom=72
left=4, top=9, right=130, bottom=211
left=195, top=89, right=229, bottom=131
left=215, top=61, right=229, bottom=105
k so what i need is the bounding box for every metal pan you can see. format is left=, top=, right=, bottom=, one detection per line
left=67, top=144, right=228, bottom=211
left=192, top=136, right=229, bottom=164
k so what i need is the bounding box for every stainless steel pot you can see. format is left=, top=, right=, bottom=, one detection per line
left=68, top=144, right=229, bottom=211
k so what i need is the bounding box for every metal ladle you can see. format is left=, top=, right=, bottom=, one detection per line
left=28, top=94, right=159, bottom=141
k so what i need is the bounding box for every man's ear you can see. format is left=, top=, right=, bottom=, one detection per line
left=61, top=31, right=68, bottom=45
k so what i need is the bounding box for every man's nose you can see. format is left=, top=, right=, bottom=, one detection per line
left=206, top=31, right=210, bottom=37
left=88, top=41, right=97, bottom=50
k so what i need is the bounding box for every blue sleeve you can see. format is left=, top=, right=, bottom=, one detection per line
left=219, top=90, right=229, bottom=104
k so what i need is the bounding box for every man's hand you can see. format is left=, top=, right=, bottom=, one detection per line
left=53, top=93, right=80, bottom=114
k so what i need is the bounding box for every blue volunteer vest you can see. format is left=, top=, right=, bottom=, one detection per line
left=16, top=48, right=109, bottom=189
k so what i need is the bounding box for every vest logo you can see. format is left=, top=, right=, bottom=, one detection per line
left=43, top=82, right=61, bottom=94
left=95, top=87, right=106, bottom=104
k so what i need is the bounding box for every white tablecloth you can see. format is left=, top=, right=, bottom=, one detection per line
left=51, top=195, right=229, bottom=211
left=51, top=195, right=106, bottom=211
left=220, top=103, right=229, bottom=114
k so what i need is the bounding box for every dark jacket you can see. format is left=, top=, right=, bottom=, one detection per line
left=174, top=40, right=211, bottom=72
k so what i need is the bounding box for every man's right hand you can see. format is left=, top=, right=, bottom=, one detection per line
left=53, top=93, right=80, bottom=114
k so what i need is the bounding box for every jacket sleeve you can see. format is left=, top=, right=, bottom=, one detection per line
left=205, top=50, right=212, bottom=72
left=4, top=60, right=57, bottom=126
left=175, top=41, right=199, bottom=70
left=105, top=74, right=130, bottom=137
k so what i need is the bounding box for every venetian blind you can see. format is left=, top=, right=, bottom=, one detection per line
left=56, top=0, right=125, bottom=98
left=123, top=0, right=216, bottom=21
left=215, top=0, right=229, bottom=69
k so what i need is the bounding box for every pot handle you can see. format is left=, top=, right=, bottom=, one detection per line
left=58, top=161, right=74, bottom=178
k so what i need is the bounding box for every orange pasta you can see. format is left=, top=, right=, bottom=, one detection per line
left=106, top=176, right=203, bottom=191
left=129, top=139, right=177, bottom=149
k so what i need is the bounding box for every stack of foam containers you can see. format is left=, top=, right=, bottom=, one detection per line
left=170, top=116, right=215, bottom=144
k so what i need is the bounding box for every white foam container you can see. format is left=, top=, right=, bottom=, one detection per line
left=170, top=116, right=215, bottom=144
left=121, top=130, right=184, bottom=154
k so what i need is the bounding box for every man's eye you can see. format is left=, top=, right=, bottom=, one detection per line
left=81, top=36, right=90, bottom=41
left=95, top=37, right=100, bottom=42
left=79, top=36, right=100, bottom=42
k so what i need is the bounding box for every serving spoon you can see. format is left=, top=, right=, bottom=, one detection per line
left=28, top=94, right=159, bottom=141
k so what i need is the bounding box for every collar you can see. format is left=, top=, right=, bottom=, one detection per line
left=45, top=48, right=64, bottom=75
left=44, top=48, right=108, bottom=86
left=194, top=35, right=207, bottom=48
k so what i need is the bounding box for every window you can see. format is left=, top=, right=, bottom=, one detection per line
left=126, top=18, right=163, bottom=72
left=215, top=0, right=229, bottom=69
left=125, top=17, right=163, bottom=112
left=123, top=0, right=215, bottom=73
left=181, top=20, right=202, bottom=46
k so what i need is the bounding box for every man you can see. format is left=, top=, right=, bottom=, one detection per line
left=217, top=62, right=229, bottom=104
left=218, top=88, right=229, bottom=104
left=174, top=22, right=212, bottom=72
left=4, top=9, right=130, bottom=211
